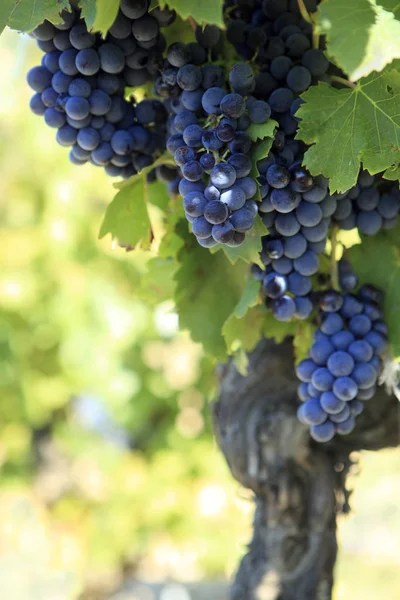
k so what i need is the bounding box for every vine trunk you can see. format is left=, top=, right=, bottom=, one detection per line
left=213, top=338, right=399, bottom=600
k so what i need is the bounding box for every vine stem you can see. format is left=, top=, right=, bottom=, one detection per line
left=330, top=227, right=340, bottom=291
left=330, top=75, right=356, bottom=89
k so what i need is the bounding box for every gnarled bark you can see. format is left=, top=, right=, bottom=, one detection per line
left=213, top=338, right=399, bottom=600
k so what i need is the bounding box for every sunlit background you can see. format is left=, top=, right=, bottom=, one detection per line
left=0, top=29, right=399, bottom=600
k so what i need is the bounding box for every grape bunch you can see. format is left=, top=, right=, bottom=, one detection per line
left=332, top=171, right=400, bottom=236
left=159, top=56, right=272, bottom=247
left=296, top=285, right=388, bottom=442
left=27, top=1, right=175, bottom=178
left=251, top=144, right=331, bottom=321
left=224, top=0, right=329, bottom=138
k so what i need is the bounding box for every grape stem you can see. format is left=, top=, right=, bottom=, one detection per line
left=297, top=0, right=313, bottom=24
left=188, top=17, right=197, bottom=31
left=297, top=0, right=320, bottom=49
left=330, top=75, right=356, bottom=89
left=330, top=226, right=340, bottom=291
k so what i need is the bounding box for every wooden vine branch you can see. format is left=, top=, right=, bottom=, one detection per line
left=213, top=338, right=399, bottom=600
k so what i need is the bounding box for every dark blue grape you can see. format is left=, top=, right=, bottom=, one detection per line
left=297, top=398, right=326, bottom=426
left=192, top=216, right=213, bottom=239
left=202, top=87, right=226, bottom=115
left=182, top=160, right=203, bottom=182
left=332, top=376, right=358, bottom=401
left=92, top=142, right=114, bottom=166
left=320, top=391, right=345, bottom=415
left=204, top=201, right=228, bottom=224
left=43, top=107, right=66, bottom=129
left=272, top=295, right=296, bottom=321
left=183, top=191, right=207, bottom=217
left=27, top=66, right=52, bottom=93
left=212, top=221, right=235, bottom=243
left=56, top=124, right=78, bottom=146
left=227, top=154, right=252, bottom=178
left=220, top=187, right=246, bottom=211
left=76, top=49, right=100, bottom=76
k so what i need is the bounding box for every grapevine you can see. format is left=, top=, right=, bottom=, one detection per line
left=19, top=1, right=400, bottom=439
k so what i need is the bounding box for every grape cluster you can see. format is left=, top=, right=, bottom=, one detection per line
left=332, top=171, right=400, bottom=236
left=251, top=144, right=331, bottom=320
left=296, top=285, right=388, bottom=442
left=224, top=0, right=329, bottom=137
left=27, top=1, right=174, bottom=178
left=158, top=54, right=272, bottom=247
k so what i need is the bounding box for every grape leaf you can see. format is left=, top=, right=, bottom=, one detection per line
left=347, top=232, right=400, bottom=358
left=247, top=119, right=278, bottom=143
left=262, top=312, right=299, bottom=344
left=174, top=233, right=249, bottom=360
left=3, top=0, right=71, bottom=33
left=296, top=73, right=400, bottom=193
left=80, top=0, right=119, bottom=34
left=158, top=0, right=224, bottom=26
left=224, top=306, right=265, bottom=356
left=0, top=0, right=18, bottom=35
left=317, top=0, right=400, bottom=81
left=223, top=278, right=264, bottom=354
left=211, top=214, right=267, bottom=265
left=79, top=0, right=96, bottom=29
left=99, top=175, right=154, bottom=250
left=158, top=201, right=187, bottom=259
left=250, top=137, right=275, bottom=203
left=293, top=322, right=315, bottom=363
left=135, top=257, right=179, bottom=304
left=384, top=163, right=400, bottom=180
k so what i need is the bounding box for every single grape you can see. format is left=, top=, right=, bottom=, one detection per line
left=212, top=221, right=235, bottom=243
left=272, top=295, right=296, bottom=321
left=310, top=421, right=335, bottom=443
left=297, top=398, right=326, bottom=426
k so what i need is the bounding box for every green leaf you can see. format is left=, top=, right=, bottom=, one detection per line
left=135, top=257, right=179, bottom=304
left=80, top=0, right=119, bottom=34
left=211, top=214, right=267, bottom=265
left=158, top=201, right=187, bottom=259
left=223, top=278, right=263, bottom=354
left=250, top=137, right=275, bottom=203
left=99, top=174, right=154, bottom=250
left=296, top=73, right=400, bottom=193
left=317, top=0, right=400, bottom=81
left=384, top=163, right=400, bottom=181
left=247, top=119, right=278, bottom=143
left=262, top=312, right=299, bottom=344
left=347, top=231, right=400, bottom=358
left=228, top=276, right=260, bottom=319
left=3, top=0, right=71, bottom=33
left=293, top=322, right=315, bottom=364
left=174, top=233, right=249, bottom=360
left=158, top=0, right=224, bottom=26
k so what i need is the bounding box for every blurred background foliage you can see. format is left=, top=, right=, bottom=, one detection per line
left=0, top=29, right=399, bottom=600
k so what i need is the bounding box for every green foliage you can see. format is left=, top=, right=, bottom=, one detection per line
left=222, top=277, right=262, bottom=354
left=81, top=0, right=120, bottom=34
left=212, top=215, right=267, bottom=266
left=99, top=175, right=170, bottom=249
left=99, top=176, right=154, bottom=249
left=317, top=0, right=400, bottom=81
left=247, top=119, right=278, bottom=143
left=174, top=232, right=249, bottom=361
left=297, top=72, right=400, bottom=192
left=158, top=0, right=224, bottom=26
left=1, top=0, right=70, bottom=33
left=347, top=229, right=400, bottom=358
